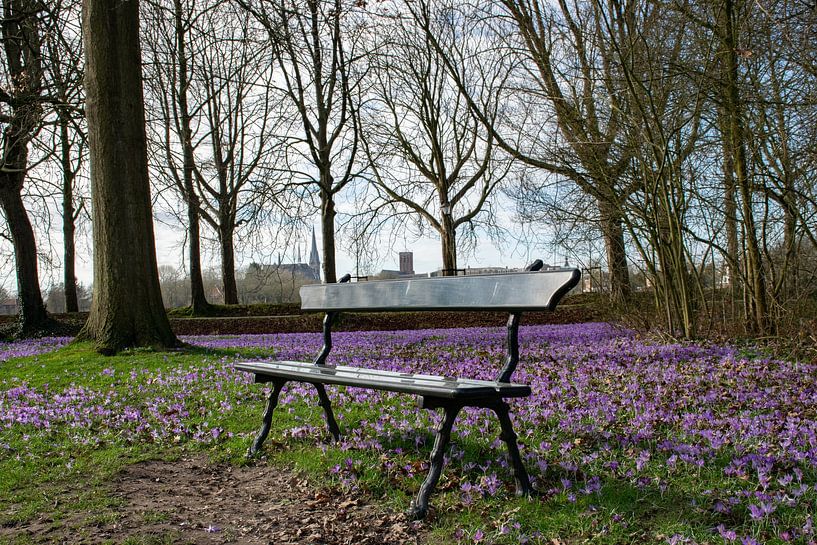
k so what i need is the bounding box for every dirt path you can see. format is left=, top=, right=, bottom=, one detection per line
left=5, top=456, right=427, bottom=544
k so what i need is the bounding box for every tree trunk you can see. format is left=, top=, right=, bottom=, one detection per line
left=79, top=0, right=178, bottom=353
left=60, top=113, right=79, bottom=313
left=320, top=188, right=337, bottom=283
left=719, top=114, right=741, bottom=279
left=62, top=200, right=78, bottom=313
left=0, top=0, right=49, bottom=335
left=0, top=181, right=49, bottom=335
left=782, top=183, right=798, bottom=299
left=768, top=69, right=799, bottom=302
left=440, top=210, right=457, bottom=276
left=598, top=198, right=631, bottom=305
left=718, top=0, right=768, bottom=334
left=656, top=199, right=696, bottom=338
left=717, top=103, right=741, bottom=324
left=174, top=0, right=210, bottom=315
left=219, top=222, right=238, bottom=304
left=188, top=195, right=210, bottom=312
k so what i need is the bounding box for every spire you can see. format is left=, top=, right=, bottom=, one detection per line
left=308, top=226, right=321, bottom=275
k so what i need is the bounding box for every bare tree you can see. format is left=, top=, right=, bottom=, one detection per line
left=40, top=0, right=87, bottom=313
left=45, top=281, right=91, bottom=313
left=239, top=0, right=366, bottom=284
left=196, top=11, right=280, bottom=303
left=360, top=4, right=509, bottom=274
left=663, top=0, right=816, bottom=335
left=0, top=0, right=50, bottom=335
left=593, top=0, right=709, bottom=337
left=145, top=0, right=282, bottom=306
left=411, top=0, right=636, bottom=302
left=714, top=0, right=768, bottom=334
left=143, top=0, right=215, bottom=313
left=742, top=0, right=817, bottom=322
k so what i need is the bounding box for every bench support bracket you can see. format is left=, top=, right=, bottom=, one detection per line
left=312, top=382, right=341, bottom=441
left=411, top=396, right=533, bottom=519
left=248, top=378, right=286, bottom=457
left=493, top=400, right=532, bottom=496
left=408, top=396, right=533, bottom=520
left=407, top=403, right=461, bottom=520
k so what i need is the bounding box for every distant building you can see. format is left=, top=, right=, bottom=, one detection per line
left=399, top=252, right=414, bottom=275
left=243, top=227, right=322, bottom=284
left=719, top=264, right=731, bottom=289
left=582, top=267, right=608, bottom=293
left=376, top=269, right=404, bottom=279
left=376, top=253, right=574, bottom=280
left=278, top=226, right=321, bottom=282
left=432, top=263, right=565, bottom=276
left=377, top=251, right=423, bottom=279
left=263, top=262, right=321, bottom=282
left=308, top=226, right=321, bottom=280
left=0, top=298, right=17, bottom=315
left=463, top=266, right=516, bottom=275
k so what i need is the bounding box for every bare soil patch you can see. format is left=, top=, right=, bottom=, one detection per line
left=4, top=455, right=426, bottom=544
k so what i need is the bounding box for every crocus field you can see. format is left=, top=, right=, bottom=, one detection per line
left=2, top=322, right=817, bottom=544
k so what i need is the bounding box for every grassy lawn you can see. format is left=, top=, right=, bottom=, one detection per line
left=2, top=324, right=816, bottom=544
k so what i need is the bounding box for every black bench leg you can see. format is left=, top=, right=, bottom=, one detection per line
left=312, top=383, right=341, bottom=442
left=247, top=379, right=286, bottom=457
left=493, top=401, right=532, bottom=496
left=407, top=405, right=461, bottom=520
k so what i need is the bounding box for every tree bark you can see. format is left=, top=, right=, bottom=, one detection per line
left=598, top=198, right=631, bottom=305
left=718, top=110, right=741, bottom=281
left=320, top=188, right=337, bottom=283
left=173, top=0, right=211, bottom=314
left=219, top=221, right=238, bottom=304
left=79, top=0, right=178, bottom=353
left=188, top=194, right=210, bottom=312
left=0, top=0, right=49, bottom=335
left=718, top=0, right=768, bottom=334
left=782, top=182, right=798, bottom=299
left=0, top=182, right=49, bottom=334
left=440, top=209, right=457, bottom=276
left=59, top=113, right=79, bottom=313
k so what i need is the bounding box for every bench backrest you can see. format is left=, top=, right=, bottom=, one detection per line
left=301, top=263, right=581, bottom=380
left=300, top=268, right=581, bottom=312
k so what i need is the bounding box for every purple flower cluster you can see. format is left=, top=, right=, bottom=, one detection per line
left=0, top=337, right=71, bottom=362
left=1, top=356, right=253, bottom=450
left=3, top=323, right=817, bottom=543
left=191, top=323, right=817, bottom=543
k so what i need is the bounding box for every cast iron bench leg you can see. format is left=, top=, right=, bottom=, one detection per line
left=247, top=378, right=286, bottom=457
left=312, top=382, right=341, bottom=442
left=493, top=401, right=532, bottom=496
left=407, top=404, right=461, bottom=520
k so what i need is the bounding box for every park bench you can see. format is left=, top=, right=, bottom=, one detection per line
left=235, top=260, right=580, bottom=520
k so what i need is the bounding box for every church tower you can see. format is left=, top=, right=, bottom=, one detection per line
left=308, top=226, right=321, bottom=279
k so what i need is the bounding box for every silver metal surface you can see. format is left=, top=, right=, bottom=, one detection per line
left=299, top=268, right=580, bottom=312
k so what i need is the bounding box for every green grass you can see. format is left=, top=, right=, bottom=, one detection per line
left=0, top=345, right=250, bottom=535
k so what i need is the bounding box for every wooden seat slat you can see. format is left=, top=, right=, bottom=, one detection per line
left=234, top=361, right=531, bottom=399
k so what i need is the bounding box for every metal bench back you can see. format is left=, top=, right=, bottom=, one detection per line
left=300, top=268, right=581, bottom=312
